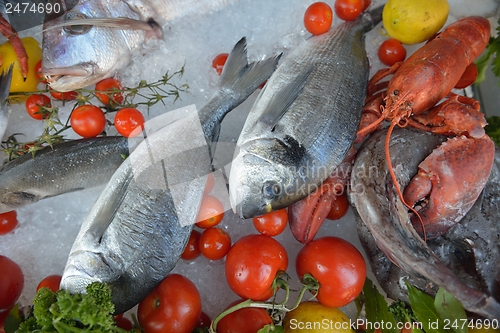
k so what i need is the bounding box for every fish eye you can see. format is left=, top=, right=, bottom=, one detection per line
left=63, top=12, right=92, bottom=35
left=262, top=181, right=282, bottom=199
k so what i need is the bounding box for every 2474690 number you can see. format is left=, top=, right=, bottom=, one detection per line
left=6, top=2, right=61, bottom=14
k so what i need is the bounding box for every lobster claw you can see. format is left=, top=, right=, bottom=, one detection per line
left=403, top=135, right=495, bottom=239
left=0, top=15, right=28, bottom=79
left=289, top=148, right=355, bottom=244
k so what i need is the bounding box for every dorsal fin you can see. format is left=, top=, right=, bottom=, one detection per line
left=258, top=65, right=314, bottom=128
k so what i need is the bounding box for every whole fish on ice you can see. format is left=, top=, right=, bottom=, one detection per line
left=0, top=136, right=129, bottom=214
left=41, top=0, right=240, bottom=91
left=229, top=7, right=382, bottom=219
left=350, top=127, right=500, bottom=319
left=0, top=65, right=12, bottom=140
left=60, top=37, right=280, bottom=313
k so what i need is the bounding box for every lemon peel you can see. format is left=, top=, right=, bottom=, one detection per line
left=382, top=0, right=450, bottom=45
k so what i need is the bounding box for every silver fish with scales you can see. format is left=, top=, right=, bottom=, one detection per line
left=60, top=37, right=280, bottom=314
left=229, top=7, right=382, bottom=219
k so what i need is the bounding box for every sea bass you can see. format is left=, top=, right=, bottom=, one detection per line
left=60, top=37, right=280, bottom=314
left=41, top=0, right=240, bottom=91
left=0, top=65, right=12, bottom=140
left=229, top=7, right=382, bottom=219
left=350, top=127, right=500, bottom=319
left=0, top=136, right=129, bottom=213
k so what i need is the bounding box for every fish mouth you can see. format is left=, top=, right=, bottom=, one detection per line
left=42, top=65, right=95, bottom=91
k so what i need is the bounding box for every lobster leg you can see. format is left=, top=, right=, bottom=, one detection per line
left=403, top=135, right=495, bottom=239
left=289, top=148, right=356, bottom=244
left=410, top=93, right=487, bottom=138
left=0, top=15, right=28, bottom=79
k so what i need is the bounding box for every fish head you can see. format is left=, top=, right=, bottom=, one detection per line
left=229, top=142, right=306, bottom=219
left=41, top=0, right=143, bottom=91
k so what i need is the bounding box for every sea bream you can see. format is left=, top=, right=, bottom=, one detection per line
left=350, top=127, right=500, bottom=319
left=60, top=38, right=280, bottom=313
left=0, top=136, right=129, bottom=214
left=0, top=65, right=13, bottom=140
left=229, top=7, right=382, bottom=219
left=41, top=0, right=240, bottom=91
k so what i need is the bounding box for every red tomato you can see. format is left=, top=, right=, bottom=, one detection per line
left=70, top=105, right=106, bottom=138
left=195, top=195, right=225, bottom=229
left=50, top=90, right=78, bottom=101
left=326, top=192, right=349, bottom=220
left=199, top=227, right=231, bottom=260
left=197, top=311, right=211, bottom=328
left=252, top=209, right=288, bottom=236
left=138, top=274, right=202, bottom=333
left=378, top=38, right=407, bottom=66
left=212, top=53, right=229, bottom=76
left=334, top=0, right=364, bottom=21
left=225, top=234, right=288, bottom=301
left=0, top=211, right=18, bottom=235
left=362, top=0, right=371, bottom=10
left=95, top=78, right=124, bottom=106
left=455, top=63, right=478, bottom=89
left=303, top=2, right=333, bottom=35
left=204, top=173, right=215, bottom=194
left=34, top=60, right=47, bottom=84
left=216, top=300, right=272, bottom=333
left=25, top=94, right=51, bottom=120
left=181, top=230, right=201, bottom=260
left=113, top=108, right=145, bottom=138
left=0, top=255, right=24, bottom=311
left=296, top=236, right=366, bottom=308
left=114, top=314, right=134, bottom=330
left=36, top=274, right=62, bottom=293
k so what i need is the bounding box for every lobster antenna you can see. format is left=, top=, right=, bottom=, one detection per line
left=384, top=121, right=428, bottom=242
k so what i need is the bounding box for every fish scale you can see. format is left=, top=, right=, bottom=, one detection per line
left=229, top=7, right=382, bottom=219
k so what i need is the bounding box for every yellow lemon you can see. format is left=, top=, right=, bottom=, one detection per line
left=0, top=37, right=42, bottom=94
left=382, top=0, right=450, bottom=45
left=283, top=301, right=354, bottom=333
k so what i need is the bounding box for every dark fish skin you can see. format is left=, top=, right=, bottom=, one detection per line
left=229, top=7, right=383, bottom=219
left=350, top=127, right=500, bottom=320
left=0, top=136, right=129, bottom=213
left=60, top=38, right=281, bottom=314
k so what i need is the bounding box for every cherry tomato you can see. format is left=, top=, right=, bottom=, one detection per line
left=70, top=105, right=106, bottom=138
left=334, top=0, right=364, bottom=21
left=212, top=53, right=229, bottom=76
left=199, top=227, right=231, bottom=260
left=0, top=255, right=24, bottom=311
left=362, top=0, right=371, bottom=10
left=50, top=90, right=78, bottom=101
left=296, top=236, right=366, bottom=308
left=181, top=229, right=201, bottom=260
left=197, top=311, right=211, bottom=328
left=225, top=234, right=288, bottom=301
left=326, top=192, right=349, bottom=220
left=114, top=314, right=134, bottom=331
left=455, top=63, right=478, bottom=89
left=0, top=211, right=18, bottom=235
left=378, top=38, right=407, bottom=66
left=113, top=107, right=145, bottom=138
left=303, top=2, right=333, bottom=35
left=36, top=274, right=62, bottom=293
left=216, top=300, right=272, bottom=333
left=195, top=195, right=225, bottom=229
left=252, top=209, right=288, bottom=236
left=138, top=274, right=202, bottom=333
left=95, top=78, right=124, bottom=106
left=34, top=60, right=47, bottom=84
left=25, top=94, right=51, bottom=120
left=204, top=173, right=215, bottom=194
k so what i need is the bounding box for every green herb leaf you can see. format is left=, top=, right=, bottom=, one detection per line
left=485, top=116, right=500, bottom=146
left=434, top=288, right=467, bottom=333
left=258, top=324, right=284, bottom=333
left=406, top=282, right=444, bottom=333
left=363, top=279, right=398, bottom=333
left=4, top=305, right=23, bottom=333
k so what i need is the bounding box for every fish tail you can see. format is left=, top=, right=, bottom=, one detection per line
left=0, top=65, right=13, bottom=106
left=219, top=37, right=281, bottom=102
